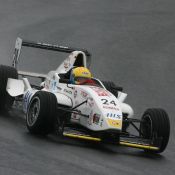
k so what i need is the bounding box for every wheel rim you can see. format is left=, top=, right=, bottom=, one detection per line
left=27, top=96, right=40, bottom=126
left=141, top=114, right=153, bottom=139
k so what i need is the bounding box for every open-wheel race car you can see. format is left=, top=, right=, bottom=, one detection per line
left=0, top=37, right=170, bottom=154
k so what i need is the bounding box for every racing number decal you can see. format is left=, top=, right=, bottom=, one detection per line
left=110, top=100, right=117, bottom=106
left=101, top=99, right=117, bottom=106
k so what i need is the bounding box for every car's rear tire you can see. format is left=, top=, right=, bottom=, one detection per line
left=140, top=108, right=170, bottom=153
left=0, top=65, right=18, bottom=112
left=102, top=81, right=123, bottom=98
left=26, top=91, right=57, bottom=136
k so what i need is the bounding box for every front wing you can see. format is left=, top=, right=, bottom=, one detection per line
left=62, top=129, right=159, bottom=151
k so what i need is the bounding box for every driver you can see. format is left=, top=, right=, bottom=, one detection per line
left=70, top=67, right=95, bottom=85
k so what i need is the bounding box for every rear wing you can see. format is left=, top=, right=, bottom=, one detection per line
left=12, top=37, right=91, bottom=69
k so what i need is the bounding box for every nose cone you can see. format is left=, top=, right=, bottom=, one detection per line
left=87, top=86, right=123, bottom=130
left=75, top=85, right=123, bottom=131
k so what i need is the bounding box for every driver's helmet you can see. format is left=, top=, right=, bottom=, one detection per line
left=70, top=67, right=92, bottom=85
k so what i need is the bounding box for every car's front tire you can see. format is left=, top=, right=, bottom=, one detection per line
left=140, top=108, right=170, bottom=153
left=26, top=91, right=57, bottom=136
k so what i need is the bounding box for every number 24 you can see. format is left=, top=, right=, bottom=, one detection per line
left=101, top=99, right=116, bottom=106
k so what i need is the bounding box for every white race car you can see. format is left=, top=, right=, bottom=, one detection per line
left=0, top=37, right=170, bottom=154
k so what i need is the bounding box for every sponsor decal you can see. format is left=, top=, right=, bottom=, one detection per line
left=57, top=86, right=62, bottom=91
left=64, top=89, right=72, bottom=95
left=93, top=113, right=101, bottom=124
left=72, top=110, right=81, bottom=120
left=90, top=87, right=111, bottom=96
left=81, top=91, right=88, bottom=98
left=100, top=119, right=104, bottom=127
left=23, top=90, right=36, bottom=113
left=37, top=42, right=68, bottom=49
left=103, top=106, right=119, bottom=111
left=74, top=90, right=77, bottom=98
left=88, top=112, right=100, bottom=125
left=82, top=71, right=89, bottom=75
left=107, top=113, right=122, bottom=119
left=107, top=119, right=122, bottom=128
left=87, top=97, right=94, bottom=107
left=88, top=110, right=93, bottom=125
left=64, top=58, right=71, bottom=69
left=50, top=80, right=58, bottom=92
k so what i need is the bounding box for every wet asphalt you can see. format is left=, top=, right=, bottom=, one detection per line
left=0, top=0, right=175, bottom=174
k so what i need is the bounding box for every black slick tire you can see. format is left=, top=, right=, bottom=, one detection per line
left=0, top=65, right=18, bottom=112
left=26, top=91, right=57, bottom=136
left=140, top=108, right=170, bottom=153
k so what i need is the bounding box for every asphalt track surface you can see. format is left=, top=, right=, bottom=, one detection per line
left=0, top=0, right=175, bottom=174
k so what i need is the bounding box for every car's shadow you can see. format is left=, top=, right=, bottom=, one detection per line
left=47, top=134, right=165, bottom=160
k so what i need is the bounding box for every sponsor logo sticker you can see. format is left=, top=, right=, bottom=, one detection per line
left=93, top=113, right=101, bottom=124
left=23, top=90, right=35, bottom=113
left=106, top=113, right=122, bottom=119
left=87, top=97, right=94, bottom=107
left=64, top=89, right=72, bottom=95
left=107, top=119, right=122, bottom=128
left=103, top=106, right=119, bottom=111
left=64, top=58, right=71, bottom=69
left=74, top=90, right=77, bottom=98
left=81, top=91, right=88, bottom=98
left=90, top=87, right=111, bottom=96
